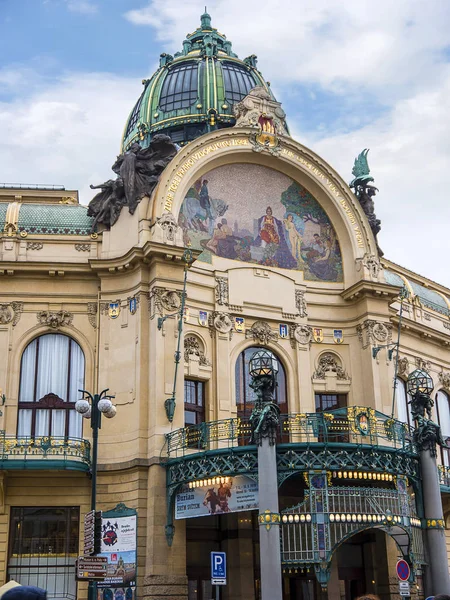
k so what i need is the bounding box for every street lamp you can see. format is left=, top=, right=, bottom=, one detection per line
left=249, top=349, right=282, bottom=600
left=406, top=370, right=450, bottom=595
left=76, top=388, right=117, bottom=600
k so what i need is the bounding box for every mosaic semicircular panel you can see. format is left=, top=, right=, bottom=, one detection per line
left=178, top=163, right=343, bottom=282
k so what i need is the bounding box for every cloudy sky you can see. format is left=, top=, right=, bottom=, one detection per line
left=1, top=0, right=450, bottom=286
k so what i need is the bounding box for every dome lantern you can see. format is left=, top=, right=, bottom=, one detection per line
left=121, top=12, right=286, bottom=150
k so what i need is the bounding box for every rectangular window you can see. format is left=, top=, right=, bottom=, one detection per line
left=184, top=380, right=206, bottom=449
left=8, top=507, right=79, bottom=600
left=315, top=394, right=347, bottom=442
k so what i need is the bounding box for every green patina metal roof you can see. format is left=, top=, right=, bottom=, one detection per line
left=17, top=204, right=93, bottom=235
left=121, top=11, right=284, bottom=150
left=384, top=269, right=449, bottom=316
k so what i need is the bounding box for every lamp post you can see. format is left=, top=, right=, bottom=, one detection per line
left=76, top=388, right=117, bottom=600
left=248, top=350, right=283, bottom=600
left=406, top=369, right=450, bottom=595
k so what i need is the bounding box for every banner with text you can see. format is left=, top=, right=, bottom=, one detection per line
left=175, top=475, right=258, bottom=520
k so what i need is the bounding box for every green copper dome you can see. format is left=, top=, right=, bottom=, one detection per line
left=121, top=12, right=282, bottom=150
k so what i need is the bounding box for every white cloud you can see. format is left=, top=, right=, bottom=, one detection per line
left=65, top=0, right=98, bottom=15
left=0, top=71, right=140, bottom=202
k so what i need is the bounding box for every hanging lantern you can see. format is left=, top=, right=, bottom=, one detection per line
left=249, top=349, right=279, bottom=378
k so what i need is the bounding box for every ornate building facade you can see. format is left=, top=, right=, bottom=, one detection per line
left=0, top=12, right=450, bottom=600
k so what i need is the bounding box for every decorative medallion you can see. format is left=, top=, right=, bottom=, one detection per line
left=347, top=406, right=376, bottom=436
left=279, top=324, right=288, bottom=339
left=313, top=327, right=324, bottom=343
left=211, top=312, right=233, bottom=334
left=108, top=302, right=120, bottom=319
left=198, top=310, right=208, bottom=326
left=333, top=329, right=344, bottom=344
left=291, top=324, right=313, bottom=346
left=235, top=317, right=245, bottom=333
left=128, top=296, right=138, bottom=315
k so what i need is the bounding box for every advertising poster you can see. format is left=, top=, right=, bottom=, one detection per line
left=96, top=506, right=137, bottom=600
left=175, top=475, right=258, bottom=520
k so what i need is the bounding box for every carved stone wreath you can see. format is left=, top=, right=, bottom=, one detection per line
left=0, top=302, right=23, bottom=327
left=37, top=310, right=73, bottom=329
left=245, top=321, right=278, bottom=345
left=313, top=353, right=349, bottom=380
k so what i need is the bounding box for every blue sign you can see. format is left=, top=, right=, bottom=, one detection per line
left=211, top=551, right=226, bottom=584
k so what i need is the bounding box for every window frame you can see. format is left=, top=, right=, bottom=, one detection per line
left=222, top=62, right=256, bottom=103
left=159, top=62, right=200, bottom=112
left=435, top=389, right=450, bottom=467
left=17, top=334, right=85, bottom=438
left=184, top=379, right=206, bottom=426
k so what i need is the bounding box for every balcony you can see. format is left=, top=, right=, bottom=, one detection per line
left=0, top=433, right=91, bottom=472
left=165, top=408, right=422, bottom=491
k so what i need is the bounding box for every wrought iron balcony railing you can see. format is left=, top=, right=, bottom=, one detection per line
left=165, top=407, right=416, bottom=458
left=0, top=434, right=91, bottom=470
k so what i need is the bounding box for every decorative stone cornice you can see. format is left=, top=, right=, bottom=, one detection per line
left=37, top=310, right=73, bottom=329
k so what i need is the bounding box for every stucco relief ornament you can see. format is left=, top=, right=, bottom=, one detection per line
left=438, top=371, right=450, bottom=391
left=155, top=211, right=179, bottom=243
left=0, top=303, right=23, bottom=326
left=313, top=353, right=349, bottom=380
left=149, top=287, right=182, bottom=318
left=295, top=290, right=308, bottom=317
left=398, top=357, right=410, bottom=377
left=357, top=319, right=392, bottom=349
left=37, top=310, right=73, bottom=329
left=184, top=335, right=211, bottom=366
left=233, top=87, right=288, bottom=157
left=416, top=357, right=432, bottom=373
left=246, top=321, right=278, bottom=345
left=290, top=324, right=313, bottom=347
left=356, top=253, right=381, bottom=279
left=215, top=277, right=229, bottom=306
left=212, top=312, right=233, bottom=334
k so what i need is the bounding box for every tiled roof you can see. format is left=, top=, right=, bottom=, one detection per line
left=17, top=204, right=93, bottom=235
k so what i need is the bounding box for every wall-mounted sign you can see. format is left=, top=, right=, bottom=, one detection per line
left=175, top=475, right=258, bottom=520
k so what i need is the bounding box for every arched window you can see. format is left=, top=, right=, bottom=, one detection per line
left=222, top=62, right=257, bottom=103
left=436, top=390, right=450, bottom=466
left=396, top=377, right=413, bottom=428
left=18, top=334, right=85, bottom=438
left=235, top=346, right=287, bottom=417
left=159, top=62, right=199, bottom=112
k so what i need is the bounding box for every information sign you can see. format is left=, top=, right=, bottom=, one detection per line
left=211, top=551, right=226, bottom=585
left=399, top=581, right=411, bottom=596
left=76, top=556, right=107, bottom=581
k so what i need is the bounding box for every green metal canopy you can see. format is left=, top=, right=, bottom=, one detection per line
left=121, top=11, right=284, bottom=150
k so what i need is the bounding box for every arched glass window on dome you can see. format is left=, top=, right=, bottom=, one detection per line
left=396, top=377, right=414, bottom=428
left=222, top=62, right=256, bottom=104
left=159, top=62, right=199, bottom=112
left=18, top=334, right=85, bottom=439
left=436, top=390, right=450, bottom=466
left=124, top=91, right=145, bottom=139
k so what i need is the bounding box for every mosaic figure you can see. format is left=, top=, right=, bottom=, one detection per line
left=178, top=164, right=343, bottom=282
